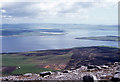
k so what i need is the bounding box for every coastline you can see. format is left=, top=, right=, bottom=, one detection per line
left=1, top=46, right=119, bottom=54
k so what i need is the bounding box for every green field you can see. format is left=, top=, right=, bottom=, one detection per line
left=2, top=52, right=73, bottom=75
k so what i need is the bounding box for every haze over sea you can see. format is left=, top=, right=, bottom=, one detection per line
left=1, top=23, right=118, bottom=53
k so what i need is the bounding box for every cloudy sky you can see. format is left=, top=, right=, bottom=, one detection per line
left=0, top=0, right=119, bottom=25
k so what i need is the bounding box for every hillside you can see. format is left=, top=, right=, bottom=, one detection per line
left=2, top=46, right=120, bottom=75
left=66, top=46, right=120, bottom=69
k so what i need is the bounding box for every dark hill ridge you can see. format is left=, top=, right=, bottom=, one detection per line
left=2, top=48, right=72, bottom=56
left=65, top=46, right=120, bottom=69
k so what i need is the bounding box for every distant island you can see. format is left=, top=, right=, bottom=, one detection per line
left=0, top=29, right=65, bottom=37
left=75, top=36, right=120, bottom=42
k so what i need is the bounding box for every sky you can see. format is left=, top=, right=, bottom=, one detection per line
left=0, top=0, right=119, bottom=25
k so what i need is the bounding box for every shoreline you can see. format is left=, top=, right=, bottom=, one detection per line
left=1, top=46, right=119, bottom=54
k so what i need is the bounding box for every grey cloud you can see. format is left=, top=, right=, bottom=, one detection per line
left=2, top=2, right=94, bottom=18
left=58, top=2, right=94, bottom=13
left=1, top=1, right=116, bottom=19
left=2, top=2, right=41, bottom=17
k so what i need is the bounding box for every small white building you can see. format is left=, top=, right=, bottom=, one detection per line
left=81, top=66, right=87, bottom=70
left=24, top=73, right=32, bottom=76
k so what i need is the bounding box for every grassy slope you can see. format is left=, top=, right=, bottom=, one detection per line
left=2, top=52, right=72, bottom=75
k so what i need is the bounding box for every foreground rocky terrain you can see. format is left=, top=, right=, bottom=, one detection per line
left=1, top=62, right=120, bottom=81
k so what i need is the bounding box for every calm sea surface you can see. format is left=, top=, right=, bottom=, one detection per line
left=1, top=24, right=118, bottom=53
